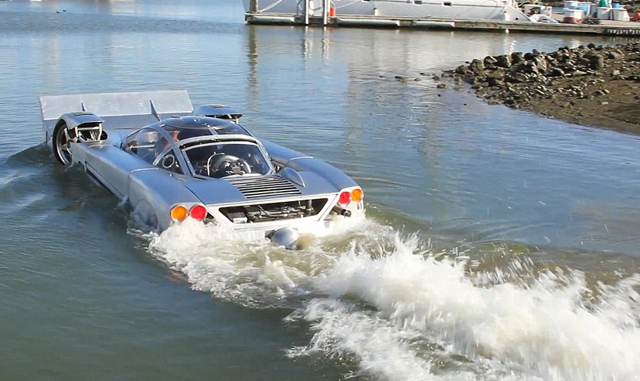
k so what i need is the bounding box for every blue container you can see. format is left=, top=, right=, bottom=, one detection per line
left=579, top=4, right=591, bottom=14
left=612, top=2, right=620, bottom=8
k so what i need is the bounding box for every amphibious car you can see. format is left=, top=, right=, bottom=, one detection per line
left=39, top=90, right=364, bottom=248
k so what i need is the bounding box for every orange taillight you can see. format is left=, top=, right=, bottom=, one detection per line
left=170, top=205, right=188, bottom=221
left=351, top=188, right=363, bottom=202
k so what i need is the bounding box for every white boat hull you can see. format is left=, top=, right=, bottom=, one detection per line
left=243, top=0, right=531, bottom=22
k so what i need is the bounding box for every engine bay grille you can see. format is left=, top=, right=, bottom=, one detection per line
left=219, top=198, right=329, bottom=224
left=225, top=175, right=301, bottom=199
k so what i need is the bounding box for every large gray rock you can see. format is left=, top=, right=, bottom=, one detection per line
left=586, top=53, right=605, bottom=70
left=486, top=69, right=506, bottom=79
left=511, top=52, right=525, bottom=64
left=484, top=55, right=498, bottom=66
left=455, top=65, right=470, bottom=75
left=506, top=72, right=528, bottom=83
left=532, top=56, right=548, bottom=73
left=607, top=50, right=624, bottom=60
left=487, top=77, right=504, bottom=87
left=512, top=61, right=539, bottom=74
left=547, top=67, right=565, bottom=77
left=469, top=59, right=485, bottom=73
left=495, top=55, right=512, bottom=69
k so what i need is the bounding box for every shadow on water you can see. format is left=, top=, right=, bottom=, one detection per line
left=3, top=143, right=50, bottom=168
left=1, top=144, right=131, bottom=239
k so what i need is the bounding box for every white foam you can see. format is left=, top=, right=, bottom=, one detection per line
left=292, top=235, right=640, bottom=380
left=286, top=298, right=447, bottom=381
left=144, top=217, right=374, bottom=306
left=143, top=218, right=640, bottom=380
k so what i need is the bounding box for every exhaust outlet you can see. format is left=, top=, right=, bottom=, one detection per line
left=332, top=205, right=352, bottom=217
left=268, top=227, right=300, bottom=250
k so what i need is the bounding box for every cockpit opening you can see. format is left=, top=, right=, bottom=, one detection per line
left=183, top=142, right=272, bottom=179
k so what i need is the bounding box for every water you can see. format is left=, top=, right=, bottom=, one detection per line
left=1, top=0, right=640, bottom=380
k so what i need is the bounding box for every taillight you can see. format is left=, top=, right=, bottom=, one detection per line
left=338, top=191, right=351, bottom=205
left=351, top=188, right=363, bottom=202
left=170, top=205, right=188, bottom=221
left=189, top=205, right=207, bottom=221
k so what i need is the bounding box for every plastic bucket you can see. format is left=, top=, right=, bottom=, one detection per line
left=563, top=8, right=584, bottom=22
left=597, top=6, right=611, bottom=19
left=578, top=2, right=591, bottom=15
left=564, top=8, right=583, bottom=17
left=611, top=8, right=627, bottom=19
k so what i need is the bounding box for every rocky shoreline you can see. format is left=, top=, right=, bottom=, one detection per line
left=439, top=42, right=640, bottom=135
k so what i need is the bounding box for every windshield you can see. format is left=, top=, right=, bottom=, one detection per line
left=183, top=142, right=272, bottom=178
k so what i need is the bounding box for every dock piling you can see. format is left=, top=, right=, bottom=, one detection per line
left=304, top=0, right=310, bottom=25
left=322, top=0, right=330, bottom=25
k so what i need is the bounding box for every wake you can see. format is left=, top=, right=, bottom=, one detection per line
left=139, top=216, right=640, bottom=381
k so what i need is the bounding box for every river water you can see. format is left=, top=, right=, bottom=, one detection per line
left=1, top=0, right=640, bottom=380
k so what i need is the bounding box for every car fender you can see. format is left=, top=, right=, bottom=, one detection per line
left=289, top=157, right=359, bottom=191
left=57, top=112, right=103, bottom=131
left=127, top=170, right=203, bottom=231
left=131, top=199, right=159, bottom=230
left=261, top=139, right=357, bottom=190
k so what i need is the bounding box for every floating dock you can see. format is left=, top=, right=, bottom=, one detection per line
left=245, top=11, right=640, bottom=36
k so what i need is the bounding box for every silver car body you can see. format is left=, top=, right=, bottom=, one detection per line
left=39, top=90, right=364, bottom=246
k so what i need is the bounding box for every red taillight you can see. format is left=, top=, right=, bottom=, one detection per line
left=338, top=191, right=351, bottom=205
left=189, top=205, right=207, bottom=221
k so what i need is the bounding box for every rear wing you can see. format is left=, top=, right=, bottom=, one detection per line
left=39, top=90, right=194, bottom=136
